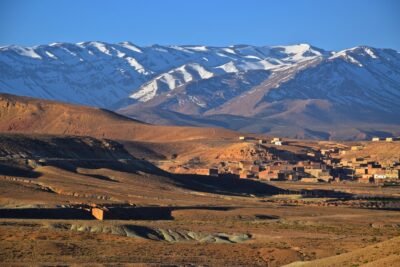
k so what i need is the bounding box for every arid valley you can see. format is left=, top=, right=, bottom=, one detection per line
left=0, top=93, right=399, bottom=266
left=1, top=1, right=400, bottom=265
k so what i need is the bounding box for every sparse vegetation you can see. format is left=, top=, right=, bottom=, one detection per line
left=0, top=94, right=399, bottom=266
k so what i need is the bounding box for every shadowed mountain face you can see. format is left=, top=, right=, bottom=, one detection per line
left=0, top=133, right=282, bottom=203
left=1, top=42, right=400, bottom=140
left=120, top=47, right=400, bottom=140
left=0, top=134, right=134, bottom=160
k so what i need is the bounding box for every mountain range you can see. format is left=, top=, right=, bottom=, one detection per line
left=1, top=42, right=399, bottom=140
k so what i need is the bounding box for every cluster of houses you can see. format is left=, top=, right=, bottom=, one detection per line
left=239, top=136, right=286, bottom=146
left=339, top=157, right=400, bottom=184
left=371, top=137, right=400, bottom=142
left=237, top=160, right=332, bottom=182
left=172, top=136, right=400, bottom=185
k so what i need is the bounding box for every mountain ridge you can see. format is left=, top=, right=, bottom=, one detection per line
left=0, top=93, right=239, bottom=142
left=1, top=42, right=399, bottom=140
left=0, top=41, right=329, bottom=107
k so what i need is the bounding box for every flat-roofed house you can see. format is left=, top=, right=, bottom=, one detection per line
left=374, top=170, right=387, bottom=183
left=239, top=170, right=254, bottom=179
left=194, top=168, right=219, bottom=177
left=239, top=136, right=254, bottom=141
left=355, top=168, right=368, bottom=175
left=258, top=170, right=277, bottom=181
left=271, top=137, right=282, bottom=142
left=273, top=141, right=283, bottom=146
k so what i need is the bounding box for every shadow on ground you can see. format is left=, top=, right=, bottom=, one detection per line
left=0, top=162, right=41, bottom=178
left=0, top=206, right=237, bottom=220
left=40, top=159, right=284, bottom=197
left=0, top=208, right=93, bottom=220
left=172, top=173, right=283, bottom=196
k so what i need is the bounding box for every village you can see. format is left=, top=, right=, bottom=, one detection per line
left=171, top=136, right=400, bottom=185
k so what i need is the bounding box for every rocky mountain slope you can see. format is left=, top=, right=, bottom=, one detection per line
left=0, top=42, right=323, bottom=108
left=1, top=42, right=399, bottom=140
left=121, top=46, right=400, bottom=140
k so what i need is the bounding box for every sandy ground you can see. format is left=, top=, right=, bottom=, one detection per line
left=1, top=203, right=399, bottom=266
left=0, top=94, right=399, bottom=266
left=1, top=164, right=400, bottom=266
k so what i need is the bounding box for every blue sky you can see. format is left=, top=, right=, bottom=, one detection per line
left=0, top=0, right=399, bottom=50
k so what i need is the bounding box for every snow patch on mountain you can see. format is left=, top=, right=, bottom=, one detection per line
left=1, top=41, right=397, bottom=112
left=11, top=46, right=42, bottom=59
left=130, top=63, right=215, bottom=102
left=216, top=61, right=239, bottom=73
left=263, top=46, right=400, bottom=114
left=119, top=42, right=143, bottom=53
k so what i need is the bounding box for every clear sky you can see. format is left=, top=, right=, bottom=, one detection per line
left=0, top=0, right=399, bottom=51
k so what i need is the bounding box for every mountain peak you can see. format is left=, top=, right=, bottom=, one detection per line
left=1, top=41, right=399, bottom=141
left=329, top=46, right=383, bottom=64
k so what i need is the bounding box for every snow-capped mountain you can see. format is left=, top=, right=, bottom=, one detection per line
left=123, top=70, right=272, bottom=115
left=0, top=42, right=325, bottom=107
left=119, top=45, right=400, bottom=140
left=1, top=42, right=399, bottom=140
left=204, top=46, right=400, bottom=117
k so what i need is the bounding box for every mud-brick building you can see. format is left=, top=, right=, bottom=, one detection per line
left=194, top=168, right=219, bottom=177
left=239, top=170, right=255, bottom=179
left=258, top=170, right=275, bottom=180
left=355, top=167, right=368, bottom=175
left=258, top=169, right=289, bottom=181
left=91, top=207, right=109, bottom=220
left=239, top=136, right=254, bottom=141
left=358, top=174, right=374, bottom=183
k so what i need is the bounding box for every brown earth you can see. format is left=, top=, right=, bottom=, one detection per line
left=0, top=134, right=399, bottom=266
left=0, top=93, right=239, bottom=142
left=0, top=133, right=282, bottom=208
left=1, top=203, right=399, bottom=266
left=285, top=236, right=400, bottom=267
left=0, top=94, right=400, bottom=266
left=340, top=141, right=400, bottom=163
